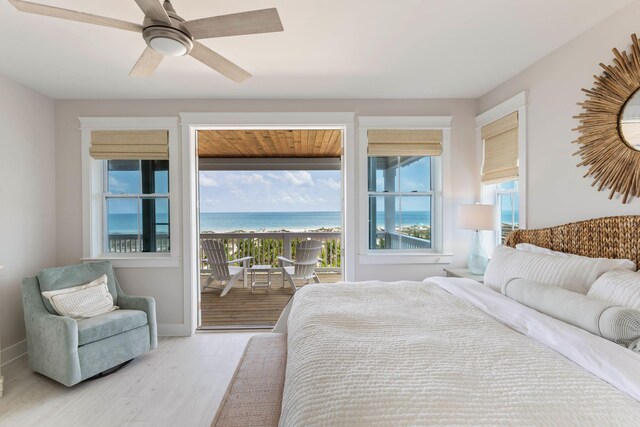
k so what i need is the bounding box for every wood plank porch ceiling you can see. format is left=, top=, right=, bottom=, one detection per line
left=197, top=129, right=342, bottom=158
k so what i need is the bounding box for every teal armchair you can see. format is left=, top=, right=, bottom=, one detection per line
left=22, top=261, right=157, bottom=387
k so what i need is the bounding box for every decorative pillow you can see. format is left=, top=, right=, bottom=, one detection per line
left=504, top=278, right=640, bottom=346
left=484, top=245, right=621, bottom=294
left=587, top=269, right=640, bottom=310
left=37, top=261, right=118, bottom=315
left=515, top=243, right=636, bottom=271
left=41, top=275, right=118, bottom=319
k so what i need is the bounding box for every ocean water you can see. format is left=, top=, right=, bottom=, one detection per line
left=108, top=213, right=169, bottom=235
left=108, top=211, right=519, bottom=234
left=200, top=211, right=341, bottom=232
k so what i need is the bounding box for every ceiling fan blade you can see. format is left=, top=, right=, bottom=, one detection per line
left=134, top=0, right=171, bottom=24
left=129, top=47, right=164, bottom=77
left=183, top=8, right=283, bottom=39
left=8, top=0, right=143, bottom=32
left=189, top=41, right=252, bottom=83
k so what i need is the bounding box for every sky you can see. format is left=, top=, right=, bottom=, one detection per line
left=199, top=170, right=342, bottom=213
left=107, top=167, right=169, bottom=214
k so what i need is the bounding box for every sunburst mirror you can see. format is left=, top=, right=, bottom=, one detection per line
left=574, top=34, right=640, bottom=203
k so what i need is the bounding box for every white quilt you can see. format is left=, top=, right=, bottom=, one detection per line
left=279, top=279, right=640, bottom=426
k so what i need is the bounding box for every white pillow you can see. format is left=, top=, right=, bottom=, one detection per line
left=41, top=274, right=118, bottom=319
left=587, top=269, right=640, bottom=311
left=515, top=243, right=636, bottom=271
left=504, top=278, right=640, bottom=346
left=484, top=245, right=623, bottom=294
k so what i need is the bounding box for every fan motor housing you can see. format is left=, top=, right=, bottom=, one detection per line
left=143, top=25, right=193, bottom=56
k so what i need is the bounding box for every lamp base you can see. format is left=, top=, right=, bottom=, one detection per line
left=467, top=230, right=489, bottom=275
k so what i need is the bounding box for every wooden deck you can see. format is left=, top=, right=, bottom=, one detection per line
left=200, top=272, right=342, bottom=328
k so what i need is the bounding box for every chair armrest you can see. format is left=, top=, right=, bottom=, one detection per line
left=228, top=256, right=253, bottom=265
left=22, top=277, right=81, bottom=386
left=277, top=256, right=294, bottom=266
left=116, top=282, right=158, bottom=350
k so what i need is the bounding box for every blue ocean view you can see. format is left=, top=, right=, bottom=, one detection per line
left=108, top=213, right=169, bottom=235
left=108, top=211, right=519, bottom=234
left=200, top=211, right=341, bottom=232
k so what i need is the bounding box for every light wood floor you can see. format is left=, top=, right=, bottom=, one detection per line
left=0, top=333, right=257, bottom=427
left=200, top=272, right=341, bottom=328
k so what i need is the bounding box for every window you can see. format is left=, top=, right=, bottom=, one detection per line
left=368, top=156, right=435, bottom=250
left=476, top=92, right=527, bottom=248
left=105, top=160, right=170, bottom=253
left=358, top=116, right=452, bottom=264
left=81, top=118, right=179, bottom=267
left=495, top=180, right=519, bottom=243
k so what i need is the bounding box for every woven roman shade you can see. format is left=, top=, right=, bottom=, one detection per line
left=90, top=130, right=169, bottom=160
left=367, top=129, right=443, bottom=157
left=481, top=112, right=518, bottom=184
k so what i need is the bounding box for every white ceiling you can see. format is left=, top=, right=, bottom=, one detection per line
left=0, top=0, right=634, bottom=99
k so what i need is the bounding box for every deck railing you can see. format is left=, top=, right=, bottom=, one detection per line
left=199, top=231, right=341, bottom=273
left=107, top=234, right=170, bottom=253
left=375, top=231, right=431, bottom=250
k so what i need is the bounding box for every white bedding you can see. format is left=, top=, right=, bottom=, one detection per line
left=279, top=278, right=640, bottom=426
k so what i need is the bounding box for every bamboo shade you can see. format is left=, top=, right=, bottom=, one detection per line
left=367, top=129, right=443, bottom=157
left=481, top=112, right=518, bottom=184
left=90, top=130, right=169, bottom=160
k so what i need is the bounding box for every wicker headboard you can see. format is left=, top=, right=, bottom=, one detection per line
left=503, top=216, right=640, bottom=269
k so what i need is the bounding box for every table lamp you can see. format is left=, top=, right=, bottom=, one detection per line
left=458, top=204, right=498, bottom=274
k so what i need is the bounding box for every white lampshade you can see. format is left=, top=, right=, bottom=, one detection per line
left=458, top=204, right=498, bottom=231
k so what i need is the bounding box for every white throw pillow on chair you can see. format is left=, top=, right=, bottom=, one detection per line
left=41, top=274, right=118, bottom=319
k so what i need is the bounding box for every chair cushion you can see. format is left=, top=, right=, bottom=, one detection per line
left=37, top=261, right=118, bottom=315
left=77, top=309, right=148, bottom=346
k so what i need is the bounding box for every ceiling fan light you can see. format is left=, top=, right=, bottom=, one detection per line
left=149, top=36, right=188, bottom=56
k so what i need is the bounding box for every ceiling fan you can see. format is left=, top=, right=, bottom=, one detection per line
left=7, top=0, right=284, bottom=82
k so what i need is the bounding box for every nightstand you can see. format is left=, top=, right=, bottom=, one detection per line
left=443, top=268, right=484, bottom=283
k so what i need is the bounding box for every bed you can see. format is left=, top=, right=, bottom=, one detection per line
left=213, top=216, right=640, bottom=427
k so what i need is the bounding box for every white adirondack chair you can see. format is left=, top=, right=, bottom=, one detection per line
left=277, top=240, right=323, bottom=293
left=202, top=239, right=252, bottom=297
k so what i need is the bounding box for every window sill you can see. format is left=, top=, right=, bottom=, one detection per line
left=358, top=253, right=453, bottom=265
left=81, top=255, right=181, bottom=268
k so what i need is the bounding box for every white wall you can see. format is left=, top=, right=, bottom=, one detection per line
left=479, top=1, right=640, bottom=228
left=0, top=74, right=56, bottom=361
left=55, top=99, right=478, bottom=333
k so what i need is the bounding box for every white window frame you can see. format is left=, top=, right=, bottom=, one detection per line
left=101, top=160, right=171, bottom=253
left=358, top=116, right=453, bottom=265
left=80, top=117, right=181, bottom=268
left=494, top=180, right=519, bottom=244
left=476, top=91, right=527, bottom=253
left=367, top=156, right=438, bottom=251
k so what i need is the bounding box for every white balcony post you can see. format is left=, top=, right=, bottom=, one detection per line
left=283, top=233, right=292, bottom=262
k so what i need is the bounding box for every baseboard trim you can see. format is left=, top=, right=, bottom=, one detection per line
left=1, top=340, right=27, bottom=366
left=158, top=323, right=191, bottom=337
